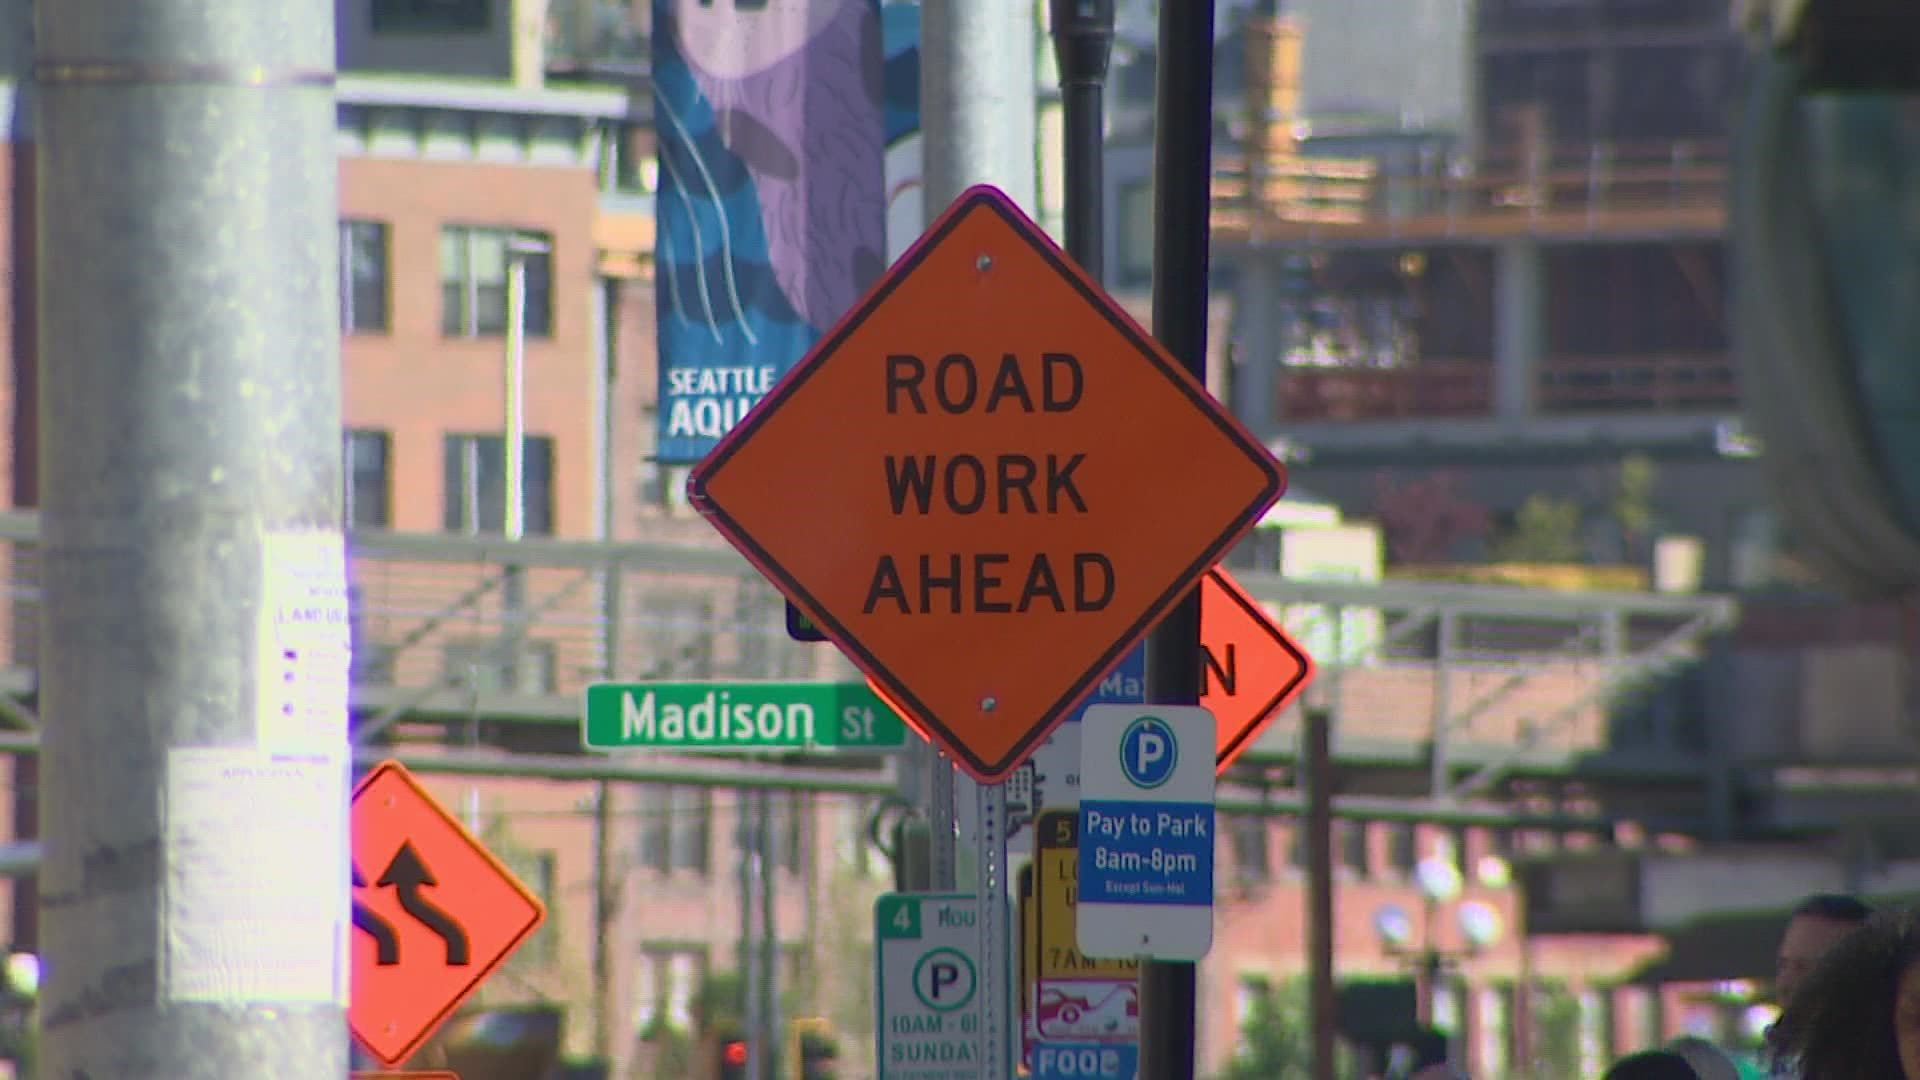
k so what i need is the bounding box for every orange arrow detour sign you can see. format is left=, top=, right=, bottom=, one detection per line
left=350, top=761, right=546, bottom=1067
left=688, top=186, right=1286, bottom=782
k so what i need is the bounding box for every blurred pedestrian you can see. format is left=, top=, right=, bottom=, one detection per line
left=1769, top=904, right=1920, bottom=1079
left=1766, top=893, right=1873, bottom=1076
left=1666, top=1035, right=1741, bottom=1080
left=1605, top=1049, right=1702, bottom=1079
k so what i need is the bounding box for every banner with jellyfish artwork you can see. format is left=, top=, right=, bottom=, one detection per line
left=651, top=0, right=889, bottom=464
left=880, top=0, right=924, bottom=263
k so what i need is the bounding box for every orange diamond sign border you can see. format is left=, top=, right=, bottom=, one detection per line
left=687, top=185, right=1287, bottom=781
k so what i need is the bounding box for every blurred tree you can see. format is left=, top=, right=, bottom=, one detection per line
left=1492, top=494, right=1586, bottom=564
left=1373, top=469, right=1493, bottom=564
left=1612, top=452, right=1660, bottom=560
left=1215, top=978, right=1359, bottom=1080
left=1530, top=985, right=1584, bottom=1079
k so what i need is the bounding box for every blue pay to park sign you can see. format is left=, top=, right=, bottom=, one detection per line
left=876, top=893, right=996, bottom=1079
left=1033, top=1041, right=1140, bottom=1080
left=1074, top=705, right=1217, bottom=961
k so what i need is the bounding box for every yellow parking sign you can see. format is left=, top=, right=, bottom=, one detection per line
left=1034, top=809, right=1141, bottom=981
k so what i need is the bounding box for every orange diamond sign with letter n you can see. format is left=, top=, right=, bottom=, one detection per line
left=687, top=186, right=1287, bottom=782
left=1203, top=568, right=1316, bottom=771
left=350, top=760, right=547, bottom=1067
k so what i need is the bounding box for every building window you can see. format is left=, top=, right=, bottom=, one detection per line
left=1227, top=814, right=1270, bottom=879
left=498, top=848, right=557, bottom=963
left=1116, top=181, right=1153, bottom=283
left=343, top=428, right=392, bottom=528
left=638, top=784, right=713, bottom=876
left=441, top=226, right=553, bottom=339
left=339, top=220, right=389, bottom=333
left=732, top=792, right=807, bottom=875
left=440, top=636, right=558, bottom=696
left=1387, top=822, right=1418, bottom=878
left=442, top=433, right=555, bottom=536
left=1338, top=819, right=1369, bottom=878
left=371, top=0, right=489, bottom=34
left=671, top=787, right=711, bottom=873
left=1285, top=819, right=1311, bottom=873
left=639, top=786, right=671, bottom=871
left=633, top=946, right=707, bottom=1037
left=777, top=792, right=810, bottom=874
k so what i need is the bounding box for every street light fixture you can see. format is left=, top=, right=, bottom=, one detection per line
left=1373, top=854, right=1507, bottom=1032
left=464, top=233, right=551, bottom=832
left=503, top=233, right=551, bottom=545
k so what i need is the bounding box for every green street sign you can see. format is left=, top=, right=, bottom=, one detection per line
left=581, top=680, right=912, bottom=752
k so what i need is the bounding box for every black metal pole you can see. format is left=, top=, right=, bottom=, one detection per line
left=1050, top=0, right=1115, bottom=275
left=1140, top=2, right=1215, bottom=1078
left=1304, top=708, right=1339, bottom=1080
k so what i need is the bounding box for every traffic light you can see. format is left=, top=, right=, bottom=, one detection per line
left=791, top=1018, right=838, bottom=1080
left=797, top=1031, right=837, bottom=1080
left=719, top=1038, right=748, bottom=1080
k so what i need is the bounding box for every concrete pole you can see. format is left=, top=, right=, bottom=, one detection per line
left=922, top=0, right=1039, bottom=213
left=919, top=6, right=1036, bottom=1075
left=1033, top=0, right=1068, bottom=244
left=34, top=1, right=348, bottom=1076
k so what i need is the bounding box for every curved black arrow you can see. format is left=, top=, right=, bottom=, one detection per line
left=350, top=863, right=401, bottom=966
left=377, top=842, right=471, bottom=966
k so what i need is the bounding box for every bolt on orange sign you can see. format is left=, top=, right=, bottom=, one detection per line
left=350, top=761, right=546, bottom=1067
left=688, top=186, right=1286, bottom=781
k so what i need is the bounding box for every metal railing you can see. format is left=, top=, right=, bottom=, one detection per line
left=1538, top=353, right=1738, bottom=413
left=1276, top=359, right=1494, bottom=421
left=1271, top=352, right=1737, bottom=422
left=0, top=510, right=1738, bottom=794
left=1213, top=139, right=1729, bottom=241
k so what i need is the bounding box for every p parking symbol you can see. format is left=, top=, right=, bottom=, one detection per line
left=1119, top=716, right=1177, bottom=789
left=912, top=947, right=977, bottom=1012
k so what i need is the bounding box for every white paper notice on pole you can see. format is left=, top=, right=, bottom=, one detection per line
left=255, top=528, right=353, bottom=753
left=162, top=748, right=350, bottom=1005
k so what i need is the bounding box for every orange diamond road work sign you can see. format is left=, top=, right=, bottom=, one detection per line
left=1203, top=568, right=1316, bottom=771
left=688, top=185, right=1286, bottom=781
left=350, top=760, right=547, bottom=1067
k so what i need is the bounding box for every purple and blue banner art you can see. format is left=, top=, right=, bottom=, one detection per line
left=651, top=0, right=890, bottom=464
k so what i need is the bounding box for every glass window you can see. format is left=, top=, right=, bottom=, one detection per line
left=441, top=226, right=552, bottom=339
left=371, top=0, right=489, bottom=34
left=781, top=792, right=808, bottom=875
left=1117, top=181, right=1153, bottom=283
left=1388, top=822, right=1418, bottom=877
left=339, top=220, right=389, bottom=333
left=670, top=787, right=711, bottom=874
left=498, top=848, right=557, bottom=963
left=1338, top=819, right=1370, bottom=878
left=442, top=433, right=555, bottom=536
left=1228, top=814, right=1270, bottom=879
left=638, top=785, right=671, bottom=872
left=343, top=428, right=391, bottom=528
left=439, top=636, right=557, bottom=695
